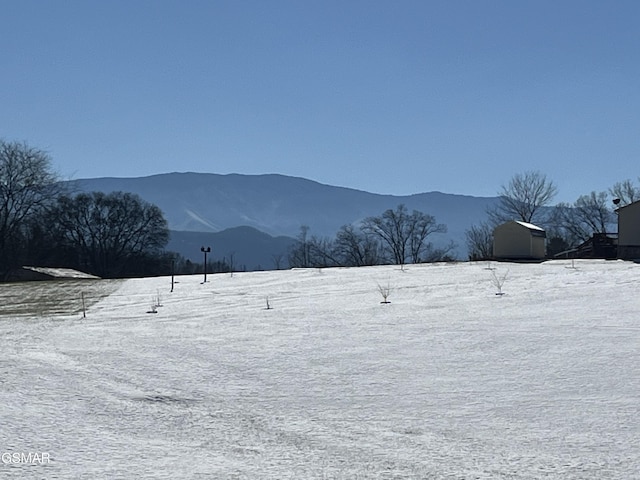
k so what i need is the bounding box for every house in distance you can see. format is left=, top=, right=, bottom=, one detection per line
left=617, top=199, right=640, bottom=260
left=493, top=221, right=546, bottom=261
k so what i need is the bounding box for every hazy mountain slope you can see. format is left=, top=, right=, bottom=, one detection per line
left=66, top=172, right=499, bottom=258
left=168, top=227, right=295, bottom=270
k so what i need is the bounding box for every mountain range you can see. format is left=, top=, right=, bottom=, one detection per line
left=66, top=172, right=499, bottom=268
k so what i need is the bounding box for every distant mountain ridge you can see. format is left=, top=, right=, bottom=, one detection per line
left=66, top=172, right=499, bottom=262
left=168, top=227, right=295, bottom=271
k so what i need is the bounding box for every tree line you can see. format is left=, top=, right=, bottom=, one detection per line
left=5, top=139, right=632, bottom=277
left=465, top=170, right=639, bottom=260
left=287, top=204, right=454, bottom=268
left=1, top=139, right=455, bottom=277
left=0, top=140, right=171, bottom=279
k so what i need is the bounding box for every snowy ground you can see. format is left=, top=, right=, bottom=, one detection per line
left=0, top=260, right=639, bottom=479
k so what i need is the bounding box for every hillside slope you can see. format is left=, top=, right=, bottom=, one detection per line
left=168, top=226, right=295, bottom=269
left=1, top=260, right=638, bottom=478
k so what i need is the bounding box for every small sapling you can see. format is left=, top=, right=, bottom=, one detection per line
left=491, top=269, right=508, bottom=296
left=377, top=282, right=392, bottom=304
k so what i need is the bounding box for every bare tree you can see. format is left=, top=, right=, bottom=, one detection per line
left=271, top=253, right=285, bottom=270
left=574, top=191, right=616, bottom=234
left=549, top=203, right=588, bottom=247
left=377, top=281, right=392, bottom=303
left=362, top=204, right=446, bottom=265
left=362, top=205, right=410, bottom=265
left=544, top=224, right=573, bottom=257
left=489, top=171, right=557, bottom=225
left=491, top=269, right=509, bottom=296
left=47, top=191, right=168, bottom=277
left=308, top=235, right=339, bottom=268
left=226, top=251, right=236, bottom=275
left=610, top=178, right=640, bottom=206
left=551, top=191, right=616, bottom=246
left=408, top=210, right=448, bottom=263
left=465, top=222, right=494, bottom=260
left=0, top=140, right=62, bottom=275
left=334, top=224, right=382, bottom=267
left=422, top=240, right=458, bottom=262
left=288, top=226, right=312, bottom=268
left=287, top=226, right=339, bottom=268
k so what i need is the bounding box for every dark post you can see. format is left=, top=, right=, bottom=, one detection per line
left=170, top=258, right=175, bottom=292
left=201, top=246, right=211, bottom=283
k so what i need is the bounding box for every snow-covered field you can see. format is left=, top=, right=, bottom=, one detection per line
left=1, top=260, right=639, bottom=479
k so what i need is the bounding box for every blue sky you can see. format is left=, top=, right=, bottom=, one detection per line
left=2, top=0, right=639, bottom=202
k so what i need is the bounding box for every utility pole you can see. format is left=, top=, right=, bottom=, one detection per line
left=201, top=246, right=211, bottom=283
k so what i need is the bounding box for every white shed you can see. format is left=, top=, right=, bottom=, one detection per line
left=493, top=221, right=546, bottom=260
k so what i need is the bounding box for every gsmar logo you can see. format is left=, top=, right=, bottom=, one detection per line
left=1, top=452, right=51, bottom=464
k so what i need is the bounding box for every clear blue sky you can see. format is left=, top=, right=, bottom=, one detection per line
left=2, top=0, right=639, bottom=202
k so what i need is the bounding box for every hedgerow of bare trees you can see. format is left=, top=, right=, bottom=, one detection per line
left=287, top=226, right=349, bottom=268
left=288, top=205, right=451, bottom=268
left=288, top=226, right=320, bottom=268
left=0, top=139, right=173, bottom=279
left=46, top=192, right=169, bottom=277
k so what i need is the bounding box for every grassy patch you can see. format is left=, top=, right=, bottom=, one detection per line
left=0, top=279, right=122, bottom=318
